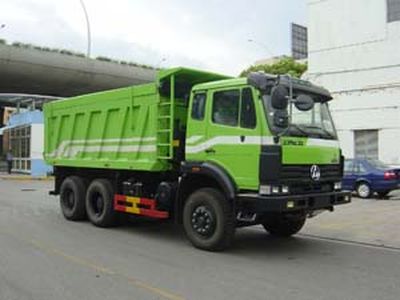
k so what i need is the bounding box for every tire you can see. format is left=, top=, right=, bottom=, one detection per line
left=86, top=179, right=117, bottom=227
left=59, top=176, right=87, bottom=221
left=262, top=214, right=306, bottom=237
left=377, top=190, right=390, bottom=198
left=183, top=188, right=235, bottom=251
left=356, top=182, right=371, bottom=199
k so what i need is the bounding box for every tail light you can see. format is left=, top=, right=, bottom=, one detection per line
left=384, top=171, right=396, bottom=180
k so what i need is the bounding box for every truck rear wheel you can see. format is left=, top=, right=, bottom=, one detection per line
left=60, top=176, right=87, bottom=221
left=86, top=179, right=117, bottom=227
left=262, top=213, right=306, bottom=237
left=183, top=188, right=235, bottom=251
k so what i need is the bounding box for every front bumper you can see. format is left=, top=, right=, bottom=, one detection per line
left=237, top=190, right=351, bottom=213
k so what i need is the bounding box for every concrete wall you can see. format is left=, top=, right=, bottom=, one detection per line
left=31, top=123, right=52, bottom=176
left=31, top=124, right=44, bottom=160
left=306, top=0, right=400, bottom=164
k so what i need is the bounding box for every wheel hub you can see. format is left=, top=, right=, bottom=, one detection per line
left=91, top=193, right=104, bottom=216
left=67, top=192, right=75, bottom=208
left=358, top=184, right=370, bottom=197
left=191, top=206, right=215, bottom=237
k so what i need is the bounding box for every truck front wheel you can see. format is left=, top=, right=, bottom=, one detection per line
left=183, top=188, right=235, bottom=251
left=86, top=179, right=117, bottom=227
left=60, top=176, right=87, bottom=221
left=262, top=213, right=306, bottom=237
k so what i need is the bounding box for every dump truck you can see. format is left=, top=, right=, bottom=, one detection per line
left=44, top=67, right=351, bottom=251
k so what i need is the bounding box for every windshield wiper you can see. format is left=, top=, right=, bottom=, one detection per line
left=304, top=125, right=335, bottom=139
left=288, top=124, right=309, bottom=137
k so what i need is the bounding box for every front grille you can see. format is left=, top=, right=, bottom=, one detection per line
left=281, top=164, right=341, bottom=183
left=289, top=182, right=333, bottom=194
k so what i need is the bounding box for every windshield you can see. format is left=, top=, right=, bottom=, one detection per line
left=289, top=102, right=337, bottom=139
left=366, top=159, right=389, bottom=170
left=262, top=90, right=338, bottom=140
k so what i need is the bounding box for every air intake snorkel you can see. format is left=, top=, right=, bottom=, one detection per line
left=270, top=74, right=293, bottom=144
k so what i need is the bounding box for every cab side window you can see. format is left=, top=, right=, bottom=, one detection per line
left=212, top=90, right=240, bottom=126
left=240, top=88, right=256, bottom=129
left=191, top=93, right=207, bottom=120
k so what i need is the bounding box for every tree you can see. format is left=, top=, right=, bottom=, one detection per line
left=240, top=56, right=307, bottom=78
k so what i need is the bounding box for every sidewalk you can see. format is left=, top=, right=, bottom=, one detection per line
left=0, top=172, right=53, bottom=181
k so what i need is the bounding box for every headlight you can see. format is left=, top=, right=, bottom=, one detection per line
left=259, top=185, right=290, bottom=195
left=259, top=185, right=272, bottom=195
left=334, top=181, right=342, bottom=190
left=281, top=185, right=289, bottom=193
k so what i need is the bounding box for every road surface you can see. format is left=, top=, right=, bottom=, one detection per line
left=0, top=179, right=399, bottom=300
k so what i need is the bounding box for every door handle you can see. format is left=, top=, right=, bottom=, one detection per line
left=240, top=135, right=245, bottom=142
left=205, top=148, right=216, bottom=154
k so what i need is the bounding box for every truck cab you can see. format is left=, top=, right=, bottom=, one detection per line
left=175, top=70, right=351, bottom=249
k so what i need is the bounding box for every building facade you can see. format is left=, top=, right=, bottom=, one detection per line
left=291, top=23, right=308, bottom=60
left=1, top=107, right=16, bottom=126
left=1, top=110, right=51, bottom=176
left=306, top=0, right=400, bottom=165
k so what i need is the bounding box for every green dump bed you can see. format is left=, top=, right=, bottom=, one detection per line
left=44, top=67, right=230, bottom=172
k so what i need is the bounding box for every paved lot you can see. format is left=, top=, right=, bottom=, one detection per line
left=1, top=179, right=400, bottom=300
left=305, top=190, right=400, bottom=248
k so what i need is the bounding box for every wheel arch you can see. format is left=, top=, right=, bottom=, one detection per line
left=354, top=178, right=372, bottom=189
left=175, top=161, right=237, bottom=223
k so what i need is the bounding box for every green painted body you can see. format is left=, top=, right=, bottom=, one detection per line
left=44, top=67, right=340, bottom=192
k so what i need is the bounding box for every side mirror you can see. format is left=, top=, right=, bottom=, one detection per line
left=294, top=94, right=314, bottom=111
left=273, top=110, right=289, bottom=128
left=271, top=85, right=289, bottom=110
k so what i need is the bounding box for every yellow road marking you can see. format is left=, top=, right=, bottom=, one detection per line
left=1, top=230, right=185, bottom=300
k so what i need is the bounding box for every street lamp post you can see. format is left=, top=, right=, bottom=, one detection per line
left=79, top=0, right=91, bottom=58
left=247, top=38, right=274, bottom=57
left=156, top=57, right=167, bottom=69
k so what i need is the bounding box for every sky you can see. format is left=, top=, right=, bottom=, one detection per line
left=0, top=0, right=306, bottom=75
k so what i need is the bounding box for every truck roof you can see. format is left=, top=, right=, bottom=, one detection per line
left=248, top=72, right=332, bottom=101
left=193, top=77, right=247, bottom=91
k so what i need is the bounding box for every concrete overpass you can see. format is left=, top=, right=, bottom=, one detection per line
left=0, top=43, right=156, bottom=98
left=0, top=43, right=158, bottom=173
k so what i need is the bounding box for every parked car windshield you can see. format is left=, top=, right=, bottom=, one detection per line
left=366, top=159, right=389, bottom=170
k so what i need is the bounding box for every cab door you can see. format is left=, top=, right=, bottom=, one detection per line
left=185, top=91, right=209, bottom=162
left=204, top=87, right=261, bottom=190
